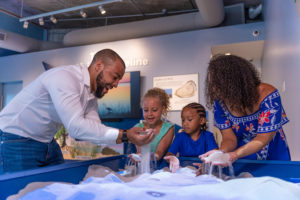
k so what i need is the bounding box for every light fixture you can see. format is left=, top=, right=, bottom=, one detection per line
left=50, top=15, right=57, bottom=24
left=19, top=0, right=122, bottom=28
left=39, top=17, right=44, bottom=26
left=98, top=6, right=106, bottom=15
left=225, top=53, right=231, bottom=56
left=80, top=9, right=87, bottom=18
left=23, top=21, right=29, bottom=29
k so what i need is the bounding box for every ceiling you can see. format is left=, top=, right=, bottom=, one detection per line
left=0, top=0, right=262, bottom=30
left=0, top=0, right=263, bottom=57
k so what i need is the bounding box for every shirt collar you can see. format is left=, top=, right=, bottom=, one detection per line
left=80, top=64, right=96, bottom=99
left=81, top=63, right=91, bottom=88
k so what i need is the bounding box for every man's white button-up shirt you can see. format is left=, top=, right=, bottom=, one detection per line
left=0, top=65, right=119, bottom=144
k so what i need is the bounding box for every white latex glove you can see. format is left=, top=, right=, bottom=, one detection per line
left=199, top=150, right=223, bottom=162
left=200, top=150, right=231, bottom=166
left=128, top=153, right=141, bottom=163
left=164, top=155, right=180, bottom=173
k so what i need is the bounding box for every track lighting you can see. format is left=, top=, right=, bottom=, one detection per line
left=50, top=15, right=57, bottom=24
left=39, top=17, right=44, bottom=26
left=98, top=6, right=106, bottom=15
left=19, top=0, right=122, bottom=29
left=80, top=9, right=87, bottom=18
left=23, top=21, right=29, bottom=29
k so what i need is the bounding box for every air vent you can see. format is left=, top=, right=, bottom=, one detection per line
left=223, top=3, right=245, bottom=26
left=0, top=32, right=6, bottom=41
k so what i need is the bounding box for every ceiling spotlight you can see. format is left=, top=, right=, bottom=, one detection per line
left=39, top=17, right=44, bottom=26
left=23, top=21, right=29, bottom=29
left=50, top=15, right=57, bottom=24
left=80, top=9, right=87, bottom=18
left=98, top=6, right=106, bottom=15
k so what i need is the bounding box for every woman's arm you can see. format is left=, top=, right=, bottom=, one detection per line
left=233, top=131, right=276, bottom=161
left=230, top=84, right=278, bottom=160
left=154, top=126, right=175, bottom=160
left=219, top=128, right=238, bottom=153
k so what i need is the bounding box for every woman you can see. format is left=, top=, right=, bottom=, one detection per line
left=201, top=54, right=290, bottom=164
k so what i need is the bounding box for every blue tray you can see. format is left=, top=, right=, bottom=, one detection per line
left=0, top=155, right=126, bottom=200
left=179, top=157, right=300, bottom=182
left=1, top=155, right=300, bottom=199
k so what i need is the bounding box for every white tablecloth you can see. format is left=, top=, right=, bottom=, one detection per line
left=19, top=167, right=300, bottom=200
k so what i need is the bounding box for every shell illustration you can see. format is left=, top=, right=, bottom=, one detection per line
left=174, top=80, right=196, bottom=98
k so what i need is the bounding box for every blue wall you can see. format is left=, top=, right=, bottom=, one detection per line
left=0, top=12, right=46, bottom=56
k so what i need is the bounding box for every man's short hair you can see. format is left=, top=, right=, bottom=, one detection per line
left=90, top=49, right=126, bottom=69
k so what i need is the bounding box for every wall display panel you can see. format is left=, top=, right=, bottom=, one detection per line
left=153, top=73, right=199, bottom=111
left=97, top=71, right=141, bottom=120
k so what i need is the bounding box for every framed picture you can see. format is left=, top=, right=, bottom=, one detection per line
left=98, top=71, right=141, bottom=119
left=153, top=74, right=199, bottom=110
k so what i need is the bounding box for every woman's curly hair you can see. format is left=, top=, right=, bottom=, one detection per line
left=205, top=54, right=261, bottom=114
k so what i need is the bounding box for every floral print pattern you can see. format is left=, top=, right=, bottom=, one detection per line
left=213, top=90, right=290, bottom=160
left=258, top=111, right=271, bottom=126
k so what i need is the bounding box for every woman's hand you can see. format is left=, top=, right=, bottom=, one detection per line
left=199, top=149, right=223, bottom=162
left=227, top=152, right=238, bottom=164
left=193, top=151, right=238, bottom=176
left=164, top=155, right=180, bottom=173
left=199, top=150, right=237, bottom=167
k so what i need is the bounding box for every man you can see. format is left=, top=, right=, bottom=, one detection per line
left=0, top=49, right=154, bottom=173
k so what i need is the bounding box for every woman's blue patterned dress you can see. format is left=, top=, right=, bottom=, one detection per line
left=214, top=90, right=290, bottom=160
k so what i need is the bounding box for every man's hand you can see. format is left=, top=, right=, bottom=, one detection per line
left=164, top=155, right=180, bottom=173
left=127, top=127, right=155, bottom=146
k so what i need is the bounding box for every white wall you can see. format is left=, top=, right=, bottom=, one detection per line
left=263, top=0, right=300, bottom=160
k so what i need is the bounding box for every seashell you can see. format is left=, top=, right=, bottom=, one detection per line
left=174, top=80, right=196, bottom=98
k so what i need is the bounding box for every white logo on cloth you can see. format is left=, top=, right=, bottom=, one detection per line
left=146, top=191, right=166, bottom=197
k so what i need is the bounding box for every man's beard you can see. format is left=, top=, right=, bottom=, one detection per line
left=94, top=71, right=105, bottom=98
